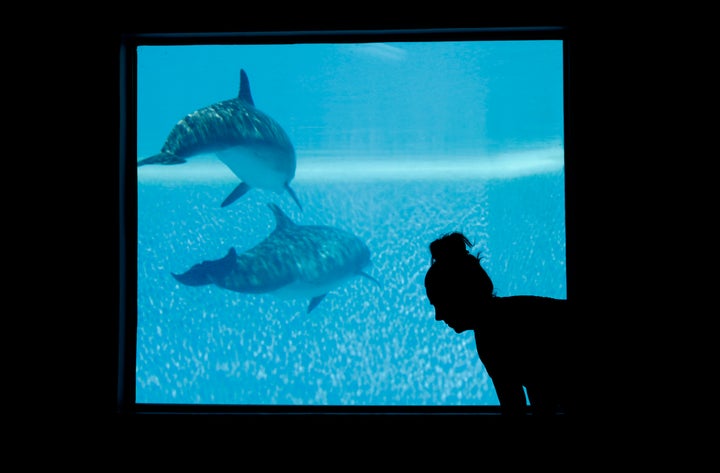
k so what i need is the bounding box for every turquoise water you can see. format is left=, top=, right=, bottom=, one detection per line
left=135, top=40, right=566, bottom=405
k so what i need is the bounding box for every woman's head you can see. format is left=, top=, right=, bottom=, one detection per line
left=424, top=232, right=494, bottom=332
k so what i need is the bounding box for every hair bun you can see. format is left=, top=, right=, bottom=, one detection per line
left=430, top=232, right=473, bottom=263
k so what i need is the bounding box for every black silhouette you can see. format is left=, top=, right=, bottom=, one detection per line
left=424, top=232, right=578, bottom=416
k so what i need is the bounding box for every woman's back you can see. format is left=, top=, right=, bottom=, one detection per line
left=474, top=296, right=577, bottom=415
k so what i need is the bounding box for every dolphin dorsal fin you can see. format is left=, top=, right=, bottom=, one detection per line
left=268, top=203, right=295, bottom=230
left=238, top=69, right=254, bottom=106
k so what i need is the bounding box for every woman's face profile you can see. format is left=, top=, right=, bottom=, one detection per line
left=425, top=256, right=487, bottom=334
left=429, top=293, right=476, bottom=334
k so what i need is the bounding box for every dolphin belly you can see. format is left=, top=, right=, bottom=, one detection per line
left=271, top=274, right=362, bottom=300
left=216, top=144, right=295, bottom=193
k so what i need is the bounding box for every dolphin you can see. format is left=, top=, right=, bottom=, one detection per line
left=137, top=69, right=302, bottom=209
left=172, top=203, right=380, bottom=313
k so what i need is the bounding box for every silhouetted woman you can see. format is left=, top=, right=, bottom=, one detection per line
left=424, top=232, right=578, bottom=416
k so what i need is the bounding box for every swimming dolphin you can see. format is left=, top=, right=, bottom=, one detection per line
left=172, top=203, right=380, bottom=313
left=137, top=69, right=302, bottom=209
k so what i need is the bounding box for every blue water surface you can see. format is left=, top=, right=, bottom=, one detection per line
left=135, top=40, right=566, bottom=406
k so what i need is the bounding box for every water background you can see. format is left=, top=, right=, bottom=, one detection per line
left=136, top=40, right=566, bottom=405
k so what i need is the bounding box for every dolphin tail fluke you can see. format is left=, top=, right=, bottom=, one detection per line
left=171, top=267, right=211, bottom=286
left=137, top=152, right=187, bottom=167
left=172, top=248, right=238, bottom=286
left=307, top=294, right=327, bottom=313
left=221, top=182, right=251, bottom=207
left=284, top=182, right=303, bottom=210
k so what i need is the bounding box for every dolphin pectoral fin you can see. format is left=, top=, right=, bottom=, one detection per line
left=138, top=153, right=187, bottom=167
left=284, top=182, right=302, bottom=210
left=308, top=294, right=328, bottom=313
left=360, top=272, right=382, bottom=288
left=221, top=182, right=251, bottom=207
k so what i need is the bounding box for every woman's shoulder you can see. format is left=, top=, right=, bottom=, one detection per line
left=491, top=296, right=569, bottom=322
